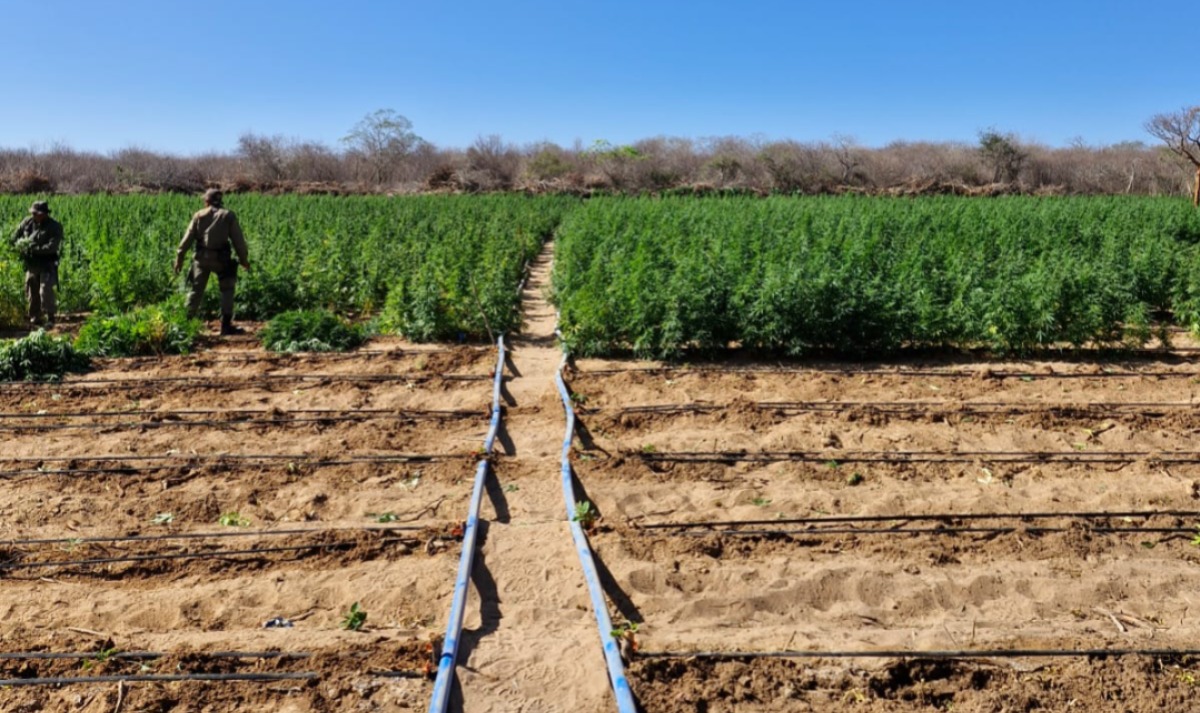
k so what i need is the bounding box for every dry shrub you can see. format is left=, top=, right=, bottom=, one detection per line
left=465, top=135, right=521, bottom=190
left=5, top=171, right=54, bottom=194
left=425, top=165, right=460, bottom=191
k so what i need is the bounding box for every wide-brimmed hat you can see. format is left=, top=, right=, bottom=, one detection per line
left=29, top=201, right=50, bottom=215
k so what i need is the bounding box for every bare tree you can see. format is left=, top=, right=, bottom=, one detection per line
left=830, top=134, right=867, bottom=186
left=758, top=141, right=835, bottom=193
left=341, top=109, right=426, bottom=184
left=1146, top=106, right=1200, bottom=206
left=285, top=141, right=345, bottom=183
left=236, top=133, right=287, bottom=183
left=465, top=135, right=521, bottom=190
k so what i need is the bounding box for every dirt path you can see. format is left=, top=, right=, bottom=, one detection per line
left=453, top=241, right=613, bottom=712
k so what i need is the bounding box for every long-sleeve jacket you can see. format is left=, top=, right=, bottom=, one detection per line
left=10, top=216, right=64, bottom=269
left=176, top=207, right=249, bottom=267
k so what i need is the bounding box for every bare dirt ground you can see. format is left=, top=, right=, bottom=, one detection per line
left=565, top=354, right=1200, bottom=711
left=0, top=339, right=495, bottom=712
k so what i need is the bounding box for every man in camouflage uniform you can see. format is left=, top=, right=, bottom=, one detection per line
left=9, top=200, right=63, bottom=328
left=174, top=188, right=252, bottom=335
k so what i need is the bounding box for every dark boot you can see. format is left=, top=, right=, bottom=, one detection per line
left=219, top=316, right=245, bottom=336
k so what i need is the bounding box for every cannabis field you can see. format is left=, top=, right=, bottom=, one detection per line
left=4, top=193, right=1200, bottom=356
left=0, top=194, right=572, bottom=338
left=554, top=195, right=1200, bottom=356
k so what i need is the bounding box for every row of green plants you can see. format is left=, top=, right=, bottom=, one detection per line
left=1, top=194, right=574, bottom=339
left=10, top=193, right=1200, bottom=360
left=0, top=305, right=373, bottom=380
left=0, top=329, right=90, bottom=381
left=552, top=195, right=1200, bottom=357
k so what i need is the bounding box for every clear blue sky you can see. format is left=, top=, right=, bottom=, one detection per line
left=5, top=0, right=1194, bottom=154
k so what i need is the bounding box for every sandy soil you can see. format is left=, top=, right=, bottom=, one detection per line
left=565, top=355, right=1200, bottom=711
left=0, top=339, right=494, bottom=712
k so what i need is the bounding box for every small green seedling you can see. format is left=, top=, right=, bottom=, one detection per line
left=641, top=444, right=657, bottom=454
left=341, top=602, right=367, bottom=631
left=573, top=500, right=598, bottom=530
left=825, top=460, right=841, bottom=470
left=569, top=392, right=589, bottom=406
left=152, top=512, right=175, bottom=525
left=504, top=484, right=520, bottom=493
left=218, top=512, right=250, bottom=528
left=1191, top=525, right=1200, bottom=548
left=611, top=620, right=639, bottom=639
left=372, top=512, right=400, bottom=523
left=752, top=497, right=772, bottom=507
left=611, top=620, right=641, bottom=656
left=846, top=472, right=864, bottom=486
left=81, top=647, right=119, bottom=671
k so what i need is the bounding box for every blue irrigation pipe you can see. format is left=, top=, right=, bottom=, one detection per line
left=555, top=353, right=638, bottom=713
left=427, top=334, right=505, bottom=713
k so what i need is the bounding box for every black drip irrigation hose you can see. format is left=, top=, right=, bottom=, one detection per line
left=3, top=524, right=426, bottom=547
left=609, top=401, right=1200, bottom=417
left=638, top=509, right=1200, bottom=530
left=0, top=408, right=475, bottom=419
left=0, top=372, right=489, bottom=389
left=0, top=650, right=311, bottom=661
left=0, top=649, right=429, bottom=688
left=635, top=648, right=1200, bottom=661
left=0, top=448, right=458, bottom=477
left=0, top=453, right=453, bottom=463
left=575, top=366, right=1200, bottom=379
left=0, top=672, right=320, bottom=686
left=372, top=670, right=429, bottom=679
left=99, top=347, right=457, bottom=365
left=664, top=525, right=1194, bottom=537
left=632, top=450, right=1200, bottom=464
left=0, top=408, right=482, bottom=432
left=0, top=536, right=421, bottom=571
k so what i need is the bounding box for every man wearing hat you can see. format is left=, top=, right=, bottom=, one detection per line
left=174, top=189, right=252, bottom=335
left=9, top=200, right=64, bottom=328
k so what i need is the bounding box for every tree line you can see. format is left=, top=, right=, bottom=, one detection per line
left=2, top=108, right=1198, bottom=199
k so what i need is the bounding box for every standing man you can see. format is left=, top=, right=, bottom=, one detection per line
left=174, top=188, right=252, bottom=335
left=9, top=200, right=63, bottom=328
